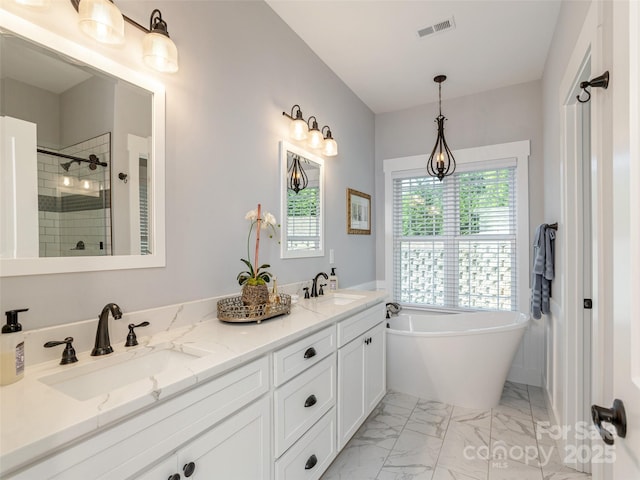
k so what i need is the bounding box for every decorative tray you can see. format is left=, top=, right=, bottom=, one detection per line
left=217, top=294, right=291, bottom=324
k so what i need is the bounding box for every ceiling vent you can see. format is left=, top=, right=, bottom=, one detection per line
left=417, top=16, right=456, bottom=38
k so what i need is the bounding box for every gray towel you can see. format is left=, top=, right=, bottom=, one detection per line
left=531, top=224, right=555, bottom=319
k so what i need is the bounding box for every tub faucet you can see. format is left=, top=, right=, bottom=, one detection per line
left=310, top=272, right=328, bottom=298
left=91, top=303, right=123, bottom=356
left=386, top=302, right=401, bottom=319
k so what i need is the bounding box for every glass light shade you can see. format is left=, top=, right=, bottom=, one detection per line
left=289, top=118, right=308, bottom=141
left=307, top=128, right=324, bottom=149
left=143, top=32, right=179, bottom=73
left=78, top=0, right=125, bottom=45
left=14, top=0, right=50, bottom=7
left=323, top=137, right=338, bottom=156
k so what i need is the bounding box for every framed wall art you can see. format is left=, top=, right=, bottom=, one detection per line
left=347, top=188, right=371, bottom=235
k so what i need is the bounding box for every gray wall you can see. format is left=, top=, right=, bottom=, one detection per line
left=0, top=1, right=376, bottom=329
left=0, top=78, right=60, bottom=149
left=374, top=80, right=544, bottom=281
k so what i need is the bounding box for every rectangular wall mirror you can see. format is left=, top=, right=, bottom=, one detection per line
left=280, top=141, right=324, bottom=259
left=0, top=11, right=165, bottom=276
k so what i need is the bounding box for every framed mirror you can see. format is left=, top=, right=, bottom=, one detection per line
left=280, top=141, right=324, bottom=259
left=0, top=11, right=165, bottom=276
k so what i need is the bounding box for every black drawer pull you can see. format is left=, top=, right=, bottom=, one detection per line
left=304, top=347, right=317, bottom=359
left=304, top=394, right=317, bottom=408
left=183, top=462, right=196, bottom=477
left=168, top=475, right=180, bottom=480
left=305, top=454, right=318, bottom=470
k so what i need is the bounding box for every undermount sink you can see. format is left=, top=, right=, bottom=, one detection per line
left=317, top=293, right=366, bottom=306
left=39, top=346, right=206, bottom=401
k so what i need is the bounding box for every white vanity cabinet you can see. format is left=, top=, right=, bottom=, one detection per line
left=336, top=304, right=386, bottom=449
left=273, top=325, right=337, bottom=480
left=7, top=357, right=270, bottom=480
left=136, top=397, right=271, bottom=480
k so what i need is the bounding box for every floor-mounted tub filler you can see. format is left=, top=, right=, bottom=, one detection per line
left=386, top=310, right=529, bottom=410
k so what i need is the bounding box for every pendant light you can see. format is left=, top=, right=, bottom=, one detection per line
left=77, top=0, right=125, bottom=45
left=427, top=75, right=456, bottom=181
left=142, top=9, right=178, bottom=73
left=287, top=154, right=309, bottom=194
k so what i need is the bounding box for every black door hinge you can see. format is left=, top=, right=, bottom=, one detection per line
left=584, top=299, right=593, bottom=309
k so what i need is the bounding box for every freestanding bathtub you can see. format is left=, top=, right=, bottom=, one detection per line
left=386, top=310, right=529, bottom=410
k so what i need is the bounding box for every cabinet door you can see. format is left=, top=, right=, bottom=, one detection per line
left=176, top=397, right=271, bottom=480
left=364, top=322, right=386, bottom=414
left=337, top=336, right=366, bottom=449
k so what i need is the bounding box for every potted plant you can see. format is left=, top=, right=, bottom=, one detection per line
left=237, top=204, right=278, bottom=306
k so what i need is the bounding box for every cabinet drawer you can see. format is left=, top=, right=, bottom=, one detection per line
left=274, top=325, right=336, bottom=386
left=274, top=353, right=336, bottom=457
left=275, top=409, right=336, bottom=480
left=337, top=303, right=385, bottom=347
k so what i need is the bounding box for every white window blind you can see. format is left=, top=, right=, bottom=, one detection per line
left=393, top=166, right=518, bottom=311
left=286, top=187, right=320, bottom=251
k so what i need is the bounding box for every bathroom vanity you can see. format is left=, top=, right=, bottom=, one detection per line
left=0, top=290, right=386, bottom=479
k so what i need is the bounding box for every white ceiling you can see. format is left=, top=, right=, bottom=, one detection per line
left=266, top=0, right=562, bottom=114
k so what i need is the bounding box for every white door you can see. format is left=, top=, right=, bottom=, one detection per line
left=337, top=336, right=365, bottom=449
left=604, top=1, right=640, bottom=478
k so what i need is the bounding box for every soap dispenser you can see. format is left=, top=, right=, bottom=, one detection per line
left=1, top=308, right=28, bottom=386
left=329, top=268, right=339, bottom=291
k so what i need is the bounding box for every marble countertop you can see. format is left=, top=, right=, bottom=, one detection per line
left=0, top=290, right=386, bottom=475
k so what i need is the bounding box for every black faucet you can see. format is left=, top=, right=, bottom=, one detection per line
left=91, top=303, right=123, bottom=356
left=310, top=272, right=328, bottom=298
left=385, top=302, right=401, bottom=319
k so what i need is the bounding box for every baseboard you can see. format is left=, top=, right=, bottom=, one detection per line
left=507, top=366, right=542, bottom=387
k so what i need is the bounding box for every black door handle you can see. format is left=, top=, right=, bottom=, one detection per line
left=591, top=399, right=627, bottom=445
left=304, top=454, right=318, bottom=470
left=304, top=394, right=317, bottom=408
left=183, top=462, right=196, bottom=477
left=304, top=347, right=316, bottom=359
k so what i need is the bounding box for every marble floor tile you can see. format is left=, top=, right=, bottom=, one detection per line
left=527, top=385, right=547, bottom=409
left=377, top=465, right=435, bottom=480
left=353, top=402, right=413, bottom=450
left=323, top=385, right=579, bottom=480
left=405, top=400, right=453, bottom=439
left=383, top=428, right=443, bottom=470
left=431, top=465, right=487, bottom=480
left=321, top=442, right=389, bottom=480
left=489, top=460, right=543, bottom=480
left=437, top=422, right=491, bottom=480
left=451, top=406, right=492, bottom=431
left=383, top=390, right=420, bottom=411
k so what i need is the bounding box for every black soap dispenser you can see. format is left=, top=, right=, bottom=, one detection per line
left=1, top=308, right=28, bottom=385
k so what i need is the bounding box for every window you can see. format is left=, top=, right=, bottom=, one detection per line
left=384, top=141, right=529, bottom=313
left=286, top=187, right=320, bottom=251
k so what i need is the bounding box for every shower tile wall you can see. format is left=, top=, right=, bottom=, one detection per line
left=37, top=133, right=112, bottom=257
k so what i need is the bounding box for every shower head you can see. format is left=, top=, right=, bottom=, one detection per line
left=60, top=161, right=72, bottom=172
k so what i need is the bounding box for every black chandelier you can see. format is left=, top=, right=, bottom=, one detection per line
left=287, top=154, right=309, bottom=194
left=427, top=75, right=456, bottom=181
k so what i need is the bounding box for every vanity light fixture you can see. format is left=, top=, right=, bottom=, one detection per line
left=14, top=0, right=51, bottom=7
left=69, top=0, right=179, bottom=73
left=321, top=126, right=338, bottom=157
left=282, top=105, right=339, bottom=157
left=427, top=75, right=456, bottom=181
left=306, top=116, right=324, bottom=150
left=142, top=9, right=178, bottom=73
left=77, top=0, right=125, bottom=45
left=283, top=105, right=308, bottom=141
left=287, top=154, right=309, bottom=194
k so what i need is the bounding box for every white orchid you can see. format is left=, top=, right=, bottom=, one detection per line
left=262, top=212, right=277, bottom=229
left=238, top=204, right=280, bottom=286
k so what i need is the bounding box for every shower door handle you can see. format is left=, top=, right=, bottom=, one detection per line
left=591, top=399, right=627, bottom=445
